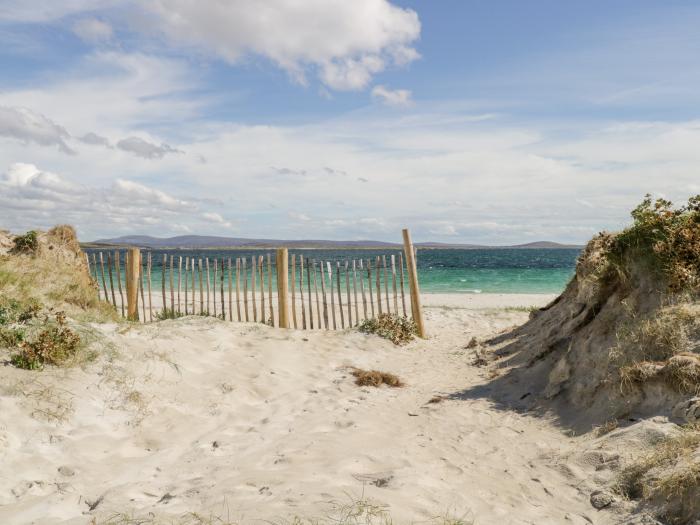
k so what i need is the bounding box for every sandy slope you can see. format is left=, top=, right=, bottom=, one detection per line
left=0, top=294, right=625, bottom=524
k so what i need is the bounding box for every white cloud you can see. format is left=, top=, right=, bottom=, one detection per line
left=72, top=18, right=113, bottom=43
left=202, top=212, right=233, bottom=228
left=0, top=163, right=228, bottom=238
left=371, top=85, right=412, bottom=107
left=116, top=136, right=183, bottom=159
left=0, top=106, right=75, bottom=154
left=143, top=0, right=420, bottom=90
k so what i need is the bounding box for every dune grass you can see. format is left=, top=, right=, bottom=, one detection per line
left=615, top=425, right=700, bottom=524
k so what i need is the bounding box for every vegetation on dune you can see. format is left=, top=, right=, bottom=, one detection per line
left=11, top=230, right=38, bottom=254
left=615, top=425, right=700, bottom=525
left=358, top=313, right=417, bottom=345
left=605, top=194, right=700, bottom=293
left=1, top=225, right=118, bottom=370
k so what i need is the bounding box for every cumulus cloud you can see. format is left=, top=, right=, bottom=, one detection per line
left=79, top=131, right=112, bottom=147
left=144, top=0, right=420, bottom=90
left=116, top=136, right=183, bottom=159
left=371, top=85, right=412, bottom=107
left=72, top=18, right=113, bottom=43
left=0, top=106, right=75, bottom=154
left=0, top=163, right=235, bottom=237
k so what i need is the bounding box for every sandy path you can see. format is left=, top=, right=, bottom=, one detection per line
left=0, top=294, right=613, bottom=524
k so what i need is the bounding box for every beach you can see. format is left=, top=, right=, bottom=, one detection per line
left=0, top=292, right=613, bottom=524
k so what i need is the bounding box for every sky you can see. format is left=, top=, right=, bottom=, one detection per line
left=1, top=1, right=699, bottom=244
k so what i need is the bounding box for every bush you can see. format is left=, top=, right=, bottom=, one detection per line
left=358, top=313, right=417, bottom=345
left=12, top=230, right=39, bottom=254
left=10, top=312, right=82, bottom=370
left=607, top=194, right=700, bottom=292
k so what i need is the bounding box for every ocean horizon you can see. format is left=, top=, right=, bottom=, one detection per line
left=84, top=247, right=581, bottom=295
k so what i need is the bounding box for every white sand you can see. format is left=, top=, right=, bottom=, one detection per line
left=0, top=293, right=617, bottom=524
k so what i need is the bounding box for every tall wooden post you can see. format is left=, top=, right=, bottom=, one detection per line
left=126, top=247, right=141, bottom=321
left=402, top=229, right=425, bottom=338
left=276, top=248, right=290, bottom=328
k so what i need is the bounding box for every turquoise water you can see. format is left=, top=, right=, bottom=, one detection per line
left=85, top=248, right=580, bottom=295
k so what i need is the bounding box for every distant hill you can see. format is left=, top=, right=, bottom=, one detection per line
left=86, top=235, right=583, bottom=250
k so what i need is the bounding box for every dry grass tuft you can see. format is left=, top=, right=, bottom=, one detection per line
left=350, top=368, right=403, bottom=388
left=615, top=426, right=700, bottom=524
left=358, top=314, right=417, bottom=345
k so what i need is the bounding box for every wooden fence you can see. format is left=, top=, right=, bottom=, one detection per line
left=85, top=229, right=425, bottom=337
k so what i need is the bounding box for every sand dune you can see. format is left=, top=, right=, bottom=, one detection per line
left=0, top=293, right=623, bottom=524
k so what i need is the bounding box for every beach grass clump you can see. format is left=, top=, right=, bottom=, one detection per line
left=156, top=308, right=184, bottom=321
left=612, top=304, right=700, bottom=393
left=350, top=367, right=403, bottom=388
left=9, top=311, right=82, bottom=370
left=358, top=314, right=417, bottom=345
left=605, top=194, right=700, bottom=293
left=615, top=426, right=700, bottom=524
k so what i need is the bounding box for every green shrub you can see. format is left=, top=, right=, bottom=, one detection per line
left=156, top=308, right=184, bottom=321
left=12, top=230, right=39, bottom=254
left=10, top=312, right=82, bottom=370
left=606, top=194, right=700, bottom=292
left=358, top=313, right=417, bottom=345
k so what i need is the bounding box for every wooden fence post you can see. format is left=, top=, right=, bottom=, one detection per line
left=276, top=248, right=290, bottom=328
left=126, top=247, right=141, bottom=321
left=402, top=229, right=426, bottom=338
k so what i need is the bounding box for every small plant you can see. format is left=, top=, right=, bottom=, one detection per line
left=350, top=367, right=404, bottom=388
left=0, top=326, right=26, bottom=347
left=358, top=313, right=417, bottom=345
left=10, top=311, right=81, bottom=370
left=156, top=308, right=184, bottom=320
left=12, top=230, right=39, bottom=254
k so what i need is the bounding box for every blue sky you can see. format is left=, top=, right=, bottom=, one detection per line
left=0, top=1, right=699, bottom=243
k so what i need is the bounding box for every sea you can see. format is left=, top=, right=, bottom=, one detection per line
left=85, top=248, right=581, bottom=295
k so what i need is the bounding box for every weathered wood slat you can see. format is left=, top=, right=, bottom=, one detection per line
left=107, top=252, right=117, bottom=309
left=147, top=252, right=153, bottom=322
left=319, top=259, right=328, bottom=329
left=178, top=256, right=182, bottom=314
left=140, top=254, right=147, bottom=322
left=115, top=251, right=125, bottom=318
left=359, top=259, right=367, bottom=320
left=198, top=258, right=204, bottom=315
left=242, top=257, right=249, bottom=321
left=258, top=256, right=264, bottom=324
left=375, top=256, right=382, bottom=315
left=399, top=252, right=407, bottom=316
left=382, top=255, right=390, bottom=314
left=170, top=256, right=175, bottom=313
left=367, top=259, right=375, bottom=318
left=327, top=261, right=336, bottom=329
left=235, top=258, right=241, bottom=322
left=251, top=256, right=257, bottom=322
left=267, top=253, right=274, bottom=327
left=299, top=256, right=306, bottom=329
left=99, top=252, right=108, bottom=302
left=345, top=261, right=352, bottom=327
left=352, top=260, right=359, bottom=325
left=184, top=257, right=189, bottom=315
left=290, top=254, right=297, bottom=329
left=213, top=258, right=218, bottom=318
left=391, top=254, right=398, bottom=314
left=307, top=258, right=314, bottom=330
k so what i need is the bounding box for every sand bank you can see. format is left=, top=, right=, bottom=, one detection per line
left=0, top=293, right=617, bottom=524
